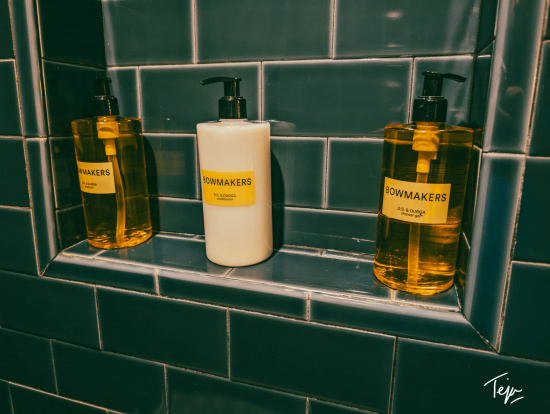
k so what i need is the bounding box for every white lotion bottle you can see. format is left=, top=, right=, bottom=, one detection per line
left=197, top=77, right=272, bottom=266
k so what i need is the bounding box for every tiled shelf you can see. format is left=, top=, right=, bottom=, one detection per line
left=45, top=233, right=491, bottom=351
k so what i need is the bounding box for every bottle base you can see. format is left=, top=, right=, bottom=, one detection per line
left=87, top=228, right=152, bottom=250
left=373, top=263, right=454, bottom=295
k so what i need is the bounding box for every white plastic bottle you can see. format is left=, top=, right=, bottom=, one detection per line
left=197, top=77, right=272, bottom=266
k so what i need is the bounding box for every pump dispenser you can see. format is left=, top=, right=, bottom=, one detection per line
left=71, top=77, right=152, bottom=249
left=373, top=71, right=473, bottom=295
left=197, top=76, right=272, bottom=267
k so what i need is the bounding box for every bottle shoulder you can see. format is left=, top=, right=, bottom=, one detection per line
left=197, top=119, right=269, bottom=128
left=385, top=122, right=473, bottom=133
left=72, top=116, right=142, bottom=125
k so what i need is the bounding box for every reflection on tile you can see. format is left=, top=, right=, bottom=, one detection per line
left=470, top=54, right=492, bottom=147
left=456, top=233, right=470, bottom=295
left=62, top=239, right=103, bottom=257
left=197, top=0, right=331, bottom=62
left=50, top=137, right=81, bottom=208
left=513, top=158, right=550, bottom=263
left=230, top=311, right=394, bottom=411
left=0, top=328, right=56, bottom=392
left=393, top=339, right=550, bottom=413
left=53, top=341, right=166, bottom=414
left=0, top=137, right=29, bottom=206
left=412, top=56, right=473, bottom=126
left=46, top=253, right=157, bottom=293
left=464, top=154, right=523, bottom=346
left=168, top=366, right=306, bottom=414
left=394, top=286, right=460, bottom=310
left=98, top=288, right=228, bottom=375
left=327, top=138, right=383, bottom=211
left=98, top=234, right=228, bottom=275
left=55, top=204, right=86, bottom=249
left=108, top=67, right=139, bottom=118
left=0, top=381, right=10, bottom=414
left=144, top=134, right=197, bottom=197
left=230, top=249, right=391, bottom=299
left=0, top=207, right=37, bottom=275
left=0, top=270, right=99, bottom=348
left=335, top=0, right=479, bottom=58
left=264, top=59, right=410, bottom=136
left=461, top=145, right=481, bottom=240
left=104, top=0, right=192, bottom=65
left=150, top=197, right=204, bottom=235
left=0, top=62, right=22, bottom=136
left=159, top=269, right=307, bottom=318
left=271, top=138, right=326, bottom=207
left=0, top=0, right=13, bottom=58
left=529, top=42, right=550, bottom=156
left=500, top=262, right=550, bottom=362
left=309, top=399, right=375, bottom=414
left=477, top=0, right=498, bottom=50
left=141, top=64, right=260, bottom=133
left=36, top=0, right=105, bottom=66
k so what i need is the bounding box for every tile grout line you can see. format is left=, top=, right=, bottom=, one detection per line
left=226, top=309, right=231, bottom=378
left=306, top=397, right=310, bottom=413
left=322, top=138, right=329, bottom=209
left=49, top=340, right=60, bottom=395
left=164, top=364, right=170, bottom=414
left=259, top=62, right=264, bottom=120
left=330, top=0, right=336, bottom=59
left=306, top=291, right=311, bottom=321
left=137, top=66, right=143, bottom=120
left=407, top=57, right=416, bottom=123
left=387, top=338, right=399, bottom=414
left=94, top=287, right=104, bottom=350
left=192, top=0, right=198, bottom=63
left=154, top=268, right=161, bottom=295
left=7, top=380, right=14, bottom=414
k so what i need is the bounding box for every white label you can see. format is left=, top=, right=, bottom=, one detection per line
left=381, top=177, right=451, bottom=224
left=77, top=161, right=115, bottom=194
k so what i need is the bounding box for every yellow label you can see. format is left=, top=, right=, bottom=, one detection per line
left=77, top=161, right=115, bottom=194
left=202, top=170, right=255, bottom=206
left=382, top=177, right=451, bottom=224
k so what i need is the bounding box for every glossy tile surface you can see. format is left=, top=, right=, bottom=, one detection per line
left=98, top=234, right=228, bottom=275
left=460, top=145, right=481, bottom=240
left=0, top=328, right=56, bottom=392
left=0, top=138, right=29, bottom=206
left=0, top=381, right=10, bottom=414
left=477, top=0, right=498, bottom=50
left=10, top=385, right=108, bottom=414
left=513, top=158, right=550, bottom=263
left=197, top=0, right=331, bottom=62
left=0, top=62, right=22, bottom=136
left=0, top=207, right=37, bottom=275
left=167, top=367, right=306, bottom=414
left=55, top=204, right=86, bottom=249
left=392, top=339, right=550, bottom=413
left=394, top=285, right=460, bottom=310
left=469, top=53, right=493, bottom=141
left=326, top=138, right=383, bottom=211
left=500, top=262, right=550, bottom=362
left=230, top=311, right=394, bottom=411
left=309, top=399, right=375, bottom=414
left=107, top=67, right=139, bottom=118
left=335, top=0, right=479, bottom=58
left=150, top=197, right=204, bottom=234
left=264, top=59, right=410, bottom=136
left=141, top=64, right=260, bottom=133
left=62, top=239, right=103, bottom=257
left=159, top=268, right=307, bottom=318
left=144, top=134, right=197, bottom=198
left=0, top=0, right=13, bottom=58
left=104, top=0, right=192, bottom=65
left=529, top=42, right=550, bottom=156
left=53, top=341, right=166, bottom=414
left=0, top=270, right=99, bottom=348
left=98, top=288, right=228, bottom=375
left=271, top=137, right=326, bottom=207
left=49, top=136, right=81, bottom=208
left=37, top=0, right=105, bottom=66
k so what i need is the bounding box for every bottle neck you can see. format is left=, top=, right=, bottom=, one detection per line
left=220, top=118, right=247, bottom=122
left=414, top=121, right=443, bottom=129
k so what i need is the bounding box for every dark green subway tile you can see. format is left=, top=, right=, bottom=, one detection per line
left=168, top=367, right=306, bottom=414
left=197, top=0, right=331, bottom=62
left=335, top=0, right=479, bottom=58
left=53, top=341, right=166, bottom=414
left=144, top=134, right=197, bottom=198
left=500, top=262, right=550, bottom=362
left=0, top=328, right=56, bottom=392
left=141, top=64, right=260, bottom=133
left=477, top=0, right=498, bottom=51
left=36, top=0, right=105, bottom=66
left=62, top=240, right=103, bottom=257
left=392, top=339, right=550, bottom=413
left=0, top=207, right=37, bottom=275
left=0, top=62, right=22, bottom=136
left=0, top=0, right=13, bottom=58
left=230, top=311, right=394, bottom=411
left=413, top=56, right=473, bottom=126
left=150, top=197, right=204, bottom=235
left=271, top=137, right=326, bottom=208
left=43, top=61, right=104, bottom=136
left=0, top=270, right=99, bottom=348
left=309, top=399, right=375, bottom=414
left=310, top=293, right=488, bottom=350
left=98, top=234, right=228, bottom=276
left=10, top=385, right=107, bottom=414
left=0, top=381, right=11, bottom=414
left=55, top=204, right=86, bottom=249
left=159, top=269, right=307, bottom=318
left=529, top=42, right=550, bottom=156
left=394, top=285, right=460, bottom=311
left=104, top=0, right=192, bottom=65
left=326, top=138, right=383, bottom=212
left=0, top=137, right=29, bottom=207
left=264, top=59, right=410, bottom=137
left=45, top=254, right=157, bottom=294
left=456, top=233, right=470, bottom=297
left=50, top=136, right=81, bottom=208
left=470, top=53, right=492, bottom=142
left=462, top=146, right=481, bottom=240
left=230, top=250, right=390, bottom=299
left=98, top=288, right=228, bottom=375
left=107, top=67, right=139, bottom=119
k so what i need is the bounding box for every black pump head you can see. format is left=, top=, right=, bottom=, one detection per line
left=91, top=77, right=119, bottom=116
left=200, top=77, right=247, bottom=119
left=412, top=71, right=466, bottom=123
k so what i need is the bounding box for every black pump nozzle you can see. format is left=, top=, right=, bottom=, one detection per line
left=412, top=71, right=466, bottom=123
left=200, top=77, right=247, bottom=119
left=91, top=77, right=119, bottom=117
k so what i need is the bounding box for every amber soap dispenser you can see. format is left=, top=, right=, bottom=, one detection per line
left=71, top=77, right=152, bottom=249
left=374, top=71, right=474, bottom=295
